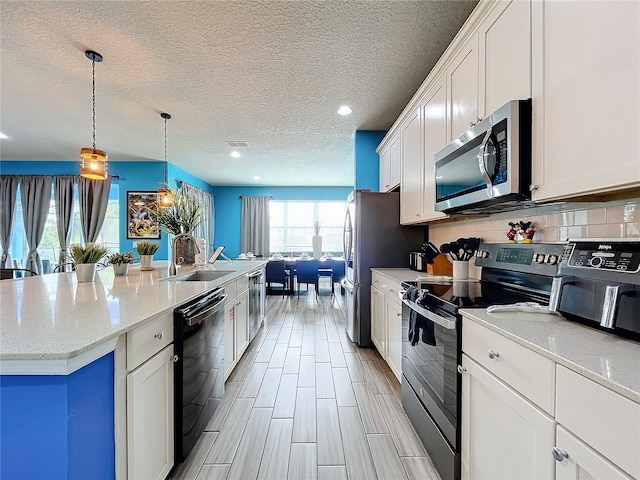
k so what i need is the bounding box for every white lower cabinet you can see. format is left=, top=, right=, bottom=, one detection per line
left=461, top=353, right=555, bottom=480
left=555, top=426, right=633, bottom=480
left=127, top=344, right=174, bottom=480
left=224, top=284, right=250, bottom=380
left=370, top=271, right=403, bottom=382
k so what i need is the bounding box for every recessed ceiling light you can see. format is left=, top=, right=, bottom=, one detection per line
left=337, top=105, right=352, bottom=116
left=0, top=132, right=8, bottom=139
left=253, top=176, right=260, bottom=180
left=231, top=151, right=241, bottom=158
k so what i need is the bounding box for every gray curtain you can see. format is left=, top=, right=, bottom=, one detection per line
left=54, top=176, right=76, bottom=270
left=240, top=196, right=270, bottom=256
left=181, top=182, right=215, bottom=257
left=78, top=175, right=112, bottom=243
left=0, top=175, right=20, bottom=268
left=20, top=175, right=52, bottom=275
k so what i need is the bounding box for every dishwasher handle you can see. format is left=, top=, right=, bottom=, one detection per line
left=182, top=294, right=227, bottom=327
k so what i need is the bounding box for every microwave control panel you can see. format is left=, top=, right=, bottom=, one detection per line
left=563, top=241, right=640, bottom=273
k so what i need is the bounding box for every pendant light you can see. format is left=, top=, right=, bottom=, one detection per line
left=80, top=50, right=108, bottom=180
left=158, top=112, right=173, bottom=208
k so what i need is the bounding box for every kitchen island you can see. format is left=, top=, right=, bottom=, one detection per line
left=0, top=260, right=267, bottom=480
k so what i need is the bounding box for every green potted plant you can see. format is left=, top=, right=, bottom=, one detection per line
left=107, top=251, right=135, bottom=276
left=135, top=241, right=160, bottom=271
left=68, top=243, right=109, bottom=283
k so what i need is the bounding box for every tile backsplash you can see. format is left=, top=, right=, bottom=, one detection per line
left=428, top=197, right=640, bottom=279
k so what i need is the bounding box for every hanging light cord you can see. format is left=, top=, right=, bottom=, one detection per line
left=164, top=116, right=168, bottom=184
left=92, top=56, right=96, bottom=150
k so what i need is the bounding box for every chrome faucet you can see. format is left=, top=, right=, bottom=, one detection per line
left=169, top=233, right=201, bottom=276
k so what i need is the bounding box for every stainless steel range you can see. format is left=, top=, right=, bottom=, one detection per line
left=400, top=242, right=565, bottom=480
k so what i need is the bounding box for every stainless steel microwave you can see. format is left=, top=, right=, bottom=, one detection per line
left=434, top=99, right=532, bottom=214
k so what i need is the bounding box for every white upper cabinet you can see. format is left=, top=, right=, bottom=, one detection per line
left=400, top=107, right=423, bottom=224
left=478, top=0, right=532, bottom=117
left=447, top=34, right=480, bottom=142
left=421, top=74, right=449, bottom=223
left=379, top=135, right=401, bottom=193
left=531, top=0, right=640, bottom=201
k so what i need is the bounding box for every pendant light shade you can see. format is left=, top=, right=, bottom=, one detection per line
left=80, top=50, right=108, bottom=180
left=158, top=112, right=173, bottom=208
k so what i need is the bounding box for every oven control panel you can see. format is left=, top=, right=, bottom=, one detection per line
left=562, top=241, right=640, bottom=273
left=475, top=243, right=565, bottom=275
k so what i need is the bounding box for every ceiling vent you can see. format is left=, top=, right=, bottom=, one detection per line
left=225, top=141, right=249, bottom=148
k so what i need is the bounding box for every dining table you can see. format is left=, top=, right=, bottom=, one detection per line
left=267, top=256, right=345, bottom=295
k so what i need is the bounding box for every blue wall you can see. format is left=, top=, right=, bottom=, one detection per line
left=0, top=160, right=174, bottom=259
left=0, top=352, right=115, bottom=480
left=212, top=186, right=353, bottom=258
left=354, top=130, right=386, bottom=191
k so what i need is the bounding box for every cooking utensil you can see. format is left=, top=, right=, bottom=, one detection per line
left=421, top=242, right=440, bottom=264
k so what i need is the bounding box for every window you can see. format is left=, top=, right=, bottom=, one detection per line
left=10, top=182, right=119, bottom=272
left=269, top=200, right=345, bottom=255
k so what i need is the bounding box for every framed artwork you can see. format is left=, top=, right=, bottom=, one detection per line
left=126, top=191, right=160, bottom=239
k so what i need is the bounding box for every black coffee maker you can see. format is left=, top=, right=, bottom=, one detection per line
left=550, top=239, right=640, bottom=341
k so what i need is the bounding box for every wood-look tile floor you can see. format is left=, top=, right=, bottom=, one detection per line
left=171, top=289, right=441, bottom=480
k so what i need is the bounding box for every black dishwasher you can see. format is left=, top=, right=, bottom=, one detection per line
left=174, top=287, right=227, bottom=462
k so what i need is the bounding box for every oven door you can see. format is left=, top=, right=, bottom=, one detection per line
left=401, top=296, right=460, bottom=449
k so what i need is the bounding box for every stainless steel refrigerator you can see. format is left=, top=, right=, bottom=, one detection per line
left=341, top=190, right=424, bottom=347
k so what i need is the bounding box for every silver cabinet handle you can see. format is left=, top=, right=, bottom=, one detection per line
left=457, top=365, right=467, bottom=374
left=154, top=332, right=164, bottom=340
left=397, top=313, right=402, bottom=317
left=170, top=355, right=179, bottom=363
left=488, top=350, right=499, bottom=359
left=389, top=289, right=395, bottom=293
left=551, top=447, right=569, bottom=462
left=529, top=184, right=539, bottom=191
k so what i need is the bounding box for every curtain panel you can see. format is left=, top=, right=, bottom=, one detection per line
left=54, top=176, right=76, bottom=271
left=0, top=175, right=20, bottom=268
left=20, top=175, right=52, bottom=275
left=180, top=182, right=215, bottom=258
left=240, top=196, right=270, bottom=256
left=78, top=176, right=112, bottom=243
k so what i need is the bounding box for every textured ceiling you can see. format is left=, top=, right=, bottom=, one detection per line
left=0, top=0, right=477, bottom=186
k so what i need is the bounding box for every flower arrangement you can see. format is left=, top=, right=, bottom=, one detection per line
left=154, top=185, right=202, bottom=235
left=313, top=219, right=321, bottom=235
left=68, top=243, right=109, bottom=265
left=135, top=241, right=160, bottom=256
left=107, top=252, right=135, bottom=266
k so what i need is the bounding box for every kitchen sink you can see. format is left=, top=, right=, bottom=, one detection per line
left=165, top=270, right=236, bottom=282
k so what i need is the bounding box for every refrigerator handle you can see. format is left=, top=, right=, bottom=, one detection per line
left=343, top=208, right=352, bottom=262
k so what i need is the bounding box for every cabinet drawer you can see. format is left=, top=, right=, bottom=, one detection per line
left=462, top=320, right=555, bottom=414
left=556, top=366, right=640, bottom=478
left=371, top=272, right=402, bottom=301
left=127, top=312, right=173, bottom=371
left=371, top=271, right=384, bottom=290
left=236, top=273, right=249, bottom=294
left=223, top=278, right=237, bottom=300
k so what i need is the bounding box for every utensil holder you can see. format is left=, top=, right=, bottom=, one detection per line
left=452, top=260, right=469, bottom=280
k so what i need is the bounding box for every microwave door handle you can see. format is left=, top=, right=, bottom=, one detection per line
left=478, top=130, right=494, bottom=194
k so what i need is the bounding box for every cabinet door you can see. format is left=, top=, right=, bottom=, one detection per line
left=379, top=146, right=391, bottom=193
left=447, top=34, right=479, bottom=141
left=478, top=0, right=531, bottom=117
left=531, top=0, right=640, bottom=201
left=461, top=354, right=555, bottom=480
left=555, top=426, right=633, bottom=480
left=389, top=135, right=402, bottom=190
left=235, top=289, right=250, bottom=359
left=371, top=286, right=386, bottom=356
left=421, top=74, right=449, bottom=222
left=224, top=300, right=236, bottom=379
left=400, top=107, right=423, bottom=224
left=385, top=298, right=402, bottom=382
left=127, top=345, right=174, bottom=480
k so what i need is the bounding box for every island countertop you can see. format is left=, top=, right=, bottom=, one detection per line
left=0, top=260, right=266, bottom=372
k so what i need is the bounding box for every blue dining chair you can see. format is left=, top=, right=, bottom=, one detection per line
left=266, top=260, right=291, bottom=296
left=295, top=259, right=320, bottom=297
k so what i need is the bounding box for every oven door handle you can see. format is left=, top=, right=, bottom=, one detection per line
left=183, top=294, right=228, bottom=326
left=402, top=298, right=456, bottom=330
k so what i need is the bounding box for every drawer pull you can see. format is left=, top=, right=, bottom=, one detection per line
left=154, top=332, right=164, bottom=340
left=457, top=365, right=467, bottom=374
left=488, top=350, right=499, bottom=360
left=170, top=355, right=179, bottom=363
left=551, top=447, right=569, bottom=462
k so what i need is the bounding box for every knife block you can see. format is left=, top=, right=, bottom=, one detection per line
left=427, top=254, right=453, bottom=276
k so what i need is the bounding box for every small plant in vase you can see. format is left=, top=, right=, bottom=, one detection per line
left=108, top=252, right=135, bottom=276
left=68, top=243, right=109, bottom=283
left=135, top=241, right=160, bottom=271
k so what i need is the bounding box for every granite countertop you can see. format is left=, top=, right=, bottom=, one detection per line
left=461, top=308, right=640, bottom=403
left=0, top=260, right=267, bottom=367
